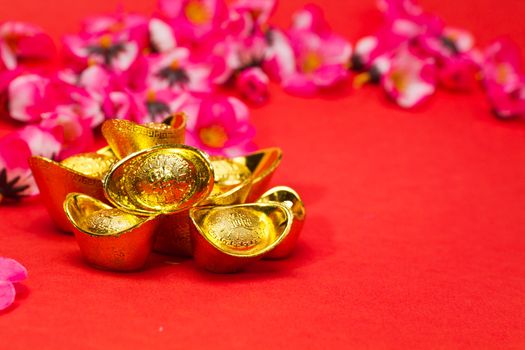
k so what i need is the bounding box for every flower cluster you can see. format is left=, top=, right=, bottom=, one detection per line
left=352, top=0, right=525, bottom=113
left=0, top=0, right=524, bottom=203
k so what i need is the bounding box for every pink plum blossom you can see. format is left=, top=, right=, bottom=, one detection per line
left=40, top=108, right=94, bottom=160
left=0, top=134, right=38, bottom=201
left=283, top=29, right=351, bottom=95
left=0, top=257, right=27, bottom=310
left=382, top=46, right=437, bottom=108
left=231, top=0, right=276, bottom=26
left=146, top=48, right=211, bottom=92
left=263, top=28, right=295, bottom=82
left=158, top=0, right=229, bottom=45
left=236, top=67, right=269, bottom=105
left=63, top=31, right=139, bottom=72
left=175, top=93, right=256, bottom=156
left=482, top=39, right=525, bottom=119
left=7, top=73, right=50, bottom=122
left=0, top=21, right=55, bottom=70
left=16, top=124, right=62, bottom=159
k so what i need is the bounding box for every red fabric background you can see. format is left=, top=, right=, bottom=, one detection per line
left=1, top=0, right=525, bottom=348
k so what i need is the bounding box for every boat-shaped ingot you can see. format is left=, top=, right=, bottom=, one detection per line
left=189, top=203, right=293, bottom=273
left=230, top=147, right=282, bottom=202
left=103, top=145, right=214, bottom=216
left=29, top=152, right=116, bottom=232
left=101, top=113, right=186, bottom=159
left=257, top=186, right=306, bottom=259
left=64, top=193, right=158, bottom=271
left=153, top=157, right=253, bottom=257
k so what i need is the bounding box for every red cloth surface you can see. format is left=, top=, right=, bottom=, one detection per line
left=1, top=0, right=525, bottom=348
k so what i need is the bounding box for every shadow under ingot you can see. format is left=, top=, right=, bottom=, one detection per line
left=230, top=147, right=282, bottom=202
left=29, top=152, right=117, bottom=232
left=153, top=157, right=253, bottom=257
left=103, top=144, right=214, bottom=216
left=257, top=186, right=306, bottom=259
left=101, top=113, right=186, bottom=159
left=63, top=193, right=159, bottom=271
left=189, top=203, right=293, bottom=273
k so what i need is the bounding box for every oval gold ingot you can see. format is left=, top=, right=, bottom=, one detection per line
left=101, top=114, right=186, bottom=159
left=104, top=145, right=214, bottom=216
left=189, top=203, right=292, bottom=273
left=153, top=157, right=252, bottom=257
left=29, top=152, right=117, bottom=232
left=230, top=147, right=282, bottom=202
left=257, top=186, right=306, bottom=259
left=64, top=193, right=158, bottom=271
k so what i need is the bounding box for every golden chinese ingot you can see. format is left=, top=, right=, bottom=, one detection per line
left=257, top=186, right=306, bottom=258
left=63, top=193, right=158, bottom=271
left=101, top=114, right=186, bottom=159
left=230, top=147, right=282, bottom=202
left=29, top=152, right=117, bottom=232
left=153, top=157, right=253, bottom=257
left=189, top=203, right=293, bottom=273
left=104, top=144, right=214, bottom=216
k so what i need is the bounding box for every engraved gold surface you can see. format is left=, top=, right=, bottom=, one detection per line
left=230, top=147, right=282, bottom=202
left=29, top=152, right=116, bottom=232
left=101, top=115, right=186, bottom=159
left=189, top=203, right=292, bottom=273
left=64, top=193, right=158, bottom=271
left=153, top=159, right=251, bottom=258
left=61, top=153, right=116, bottom=180
left=257, top=186, right=306, bottom=259
left=104, top=145, right=214, bottom=215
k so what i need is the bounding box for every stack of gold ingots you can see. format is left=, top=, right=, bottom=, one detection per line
left=29, top=113, right=305, bottom=273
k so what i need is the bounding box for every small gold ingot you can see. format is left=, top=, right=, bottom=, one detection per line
left=29, top=152, right=116, bottom=232
left=103, top=144, right=214, bottom=216
left=230, top=147, right=282, bottom=202
left=64, top=193, right=158, bottom=271
left=257, top=186, right=306, bottom=258
left=189, top=203, right=293, bottom=273
left=153, top=157, right=252, bottom=257
left=101, top=113, right=186, bottom=159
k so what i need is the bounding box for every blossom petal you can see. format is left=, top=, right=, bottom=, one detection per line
left=0, top=258, right=28, bottom=283
left=0, top=281, right=15, bottom=311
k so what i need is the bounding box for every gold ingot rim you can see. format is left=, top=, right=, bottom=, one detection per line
left=103, top=144, right=214, bottom=216
left=189, top=202, right=293, bottom=259
left=200, top=176, right=252, bottom=206
left=231, top=147, right=282, bottom=186
left=258, top=186, right=306, bottom=221
left=31, top=152, right=116, bottom=181
left=101, top=114, right=186, bottom=159
left=63, top=192, right=155, bottom=237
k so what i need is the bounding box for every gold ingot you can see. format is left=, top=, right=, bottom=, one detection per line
left=257, top=186, right=306, bottom=259
left=29, top=152, right=117, bottom=232
left=153, top=157, right=253, bottom=257
left=230, top=147, right=282, bottom=202
left=189, top=203, right=293, bottom=273
left=64, top=193, right=158, bottom=271
left=103, top=144, right=214, bottom=216
left=101, top=113, right=186, bottom=159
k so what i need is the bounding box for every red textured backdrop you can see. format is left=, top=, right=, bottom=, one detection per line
left=1, top=0, right=525, bottom=348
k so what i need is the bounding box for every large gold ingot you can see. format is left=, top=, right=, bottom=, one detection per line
left=101, top=114, right=186, bottom=159
left=153, top=157, right=253, bottom=257
left=189, top=203, right=292, bottom=273
left=230, top=147, right=282, bottom=202
left=29, top=152, right=116, bottom=232
left=64, top=193, right=158, bottom=271
left=257, top=186, right=305, bottom=258
left=104, top=144, right=214, bottom=216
